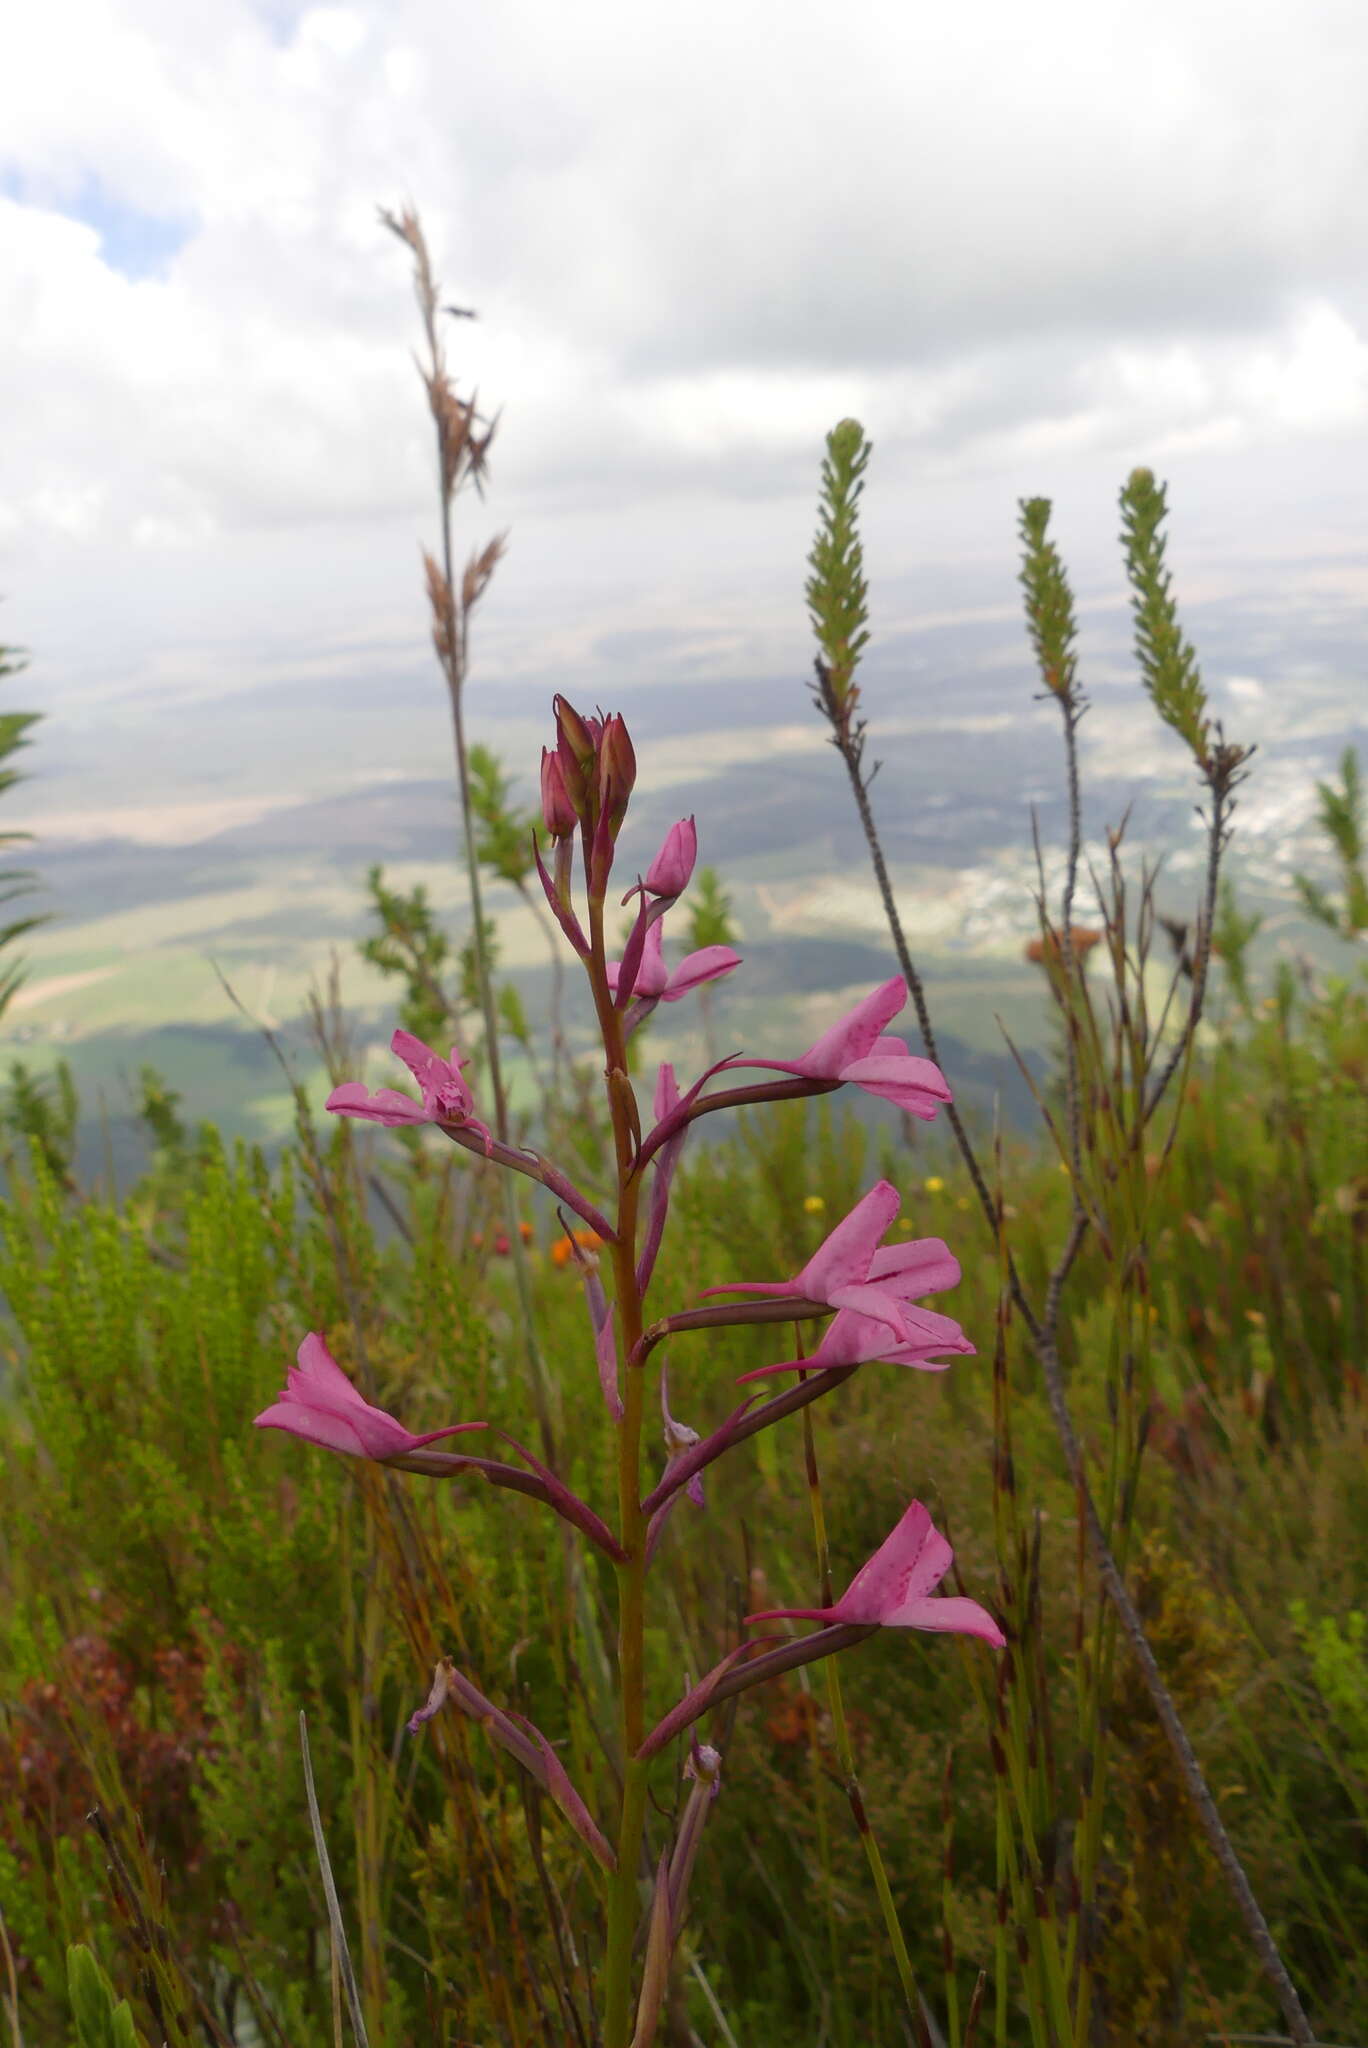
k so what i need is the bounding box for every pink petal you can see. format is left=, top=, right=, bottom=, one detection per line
left=897, top=1595, right=1005, bottom=1645
left=734, top=1299, right=973, bottom=1382
left=822, top=1281, right=920, bottom=1342
left=294, top=1330, right=367, bottom=1400
left=832, top=1501, right=952, bottom=1619
left=662, top=945, right=742, bottom=1000
left=254, top=1398, right=378, bottom=1458
left=879, top=1303, right=976, bottom=1362
left=866, top=1238, right=962, bottom=1294
left=795, top=1180, right=901, bottom=1299
left=797, top=978, right=907, bottom=1075
left=326, top=1082, right=430, bottom=1126
left=390, top=1028, right=456, bottom=1088
left=390, top=1030, right=479, bottom=1121
left=839, top=1052, right=953, bottom=1116
left=830, top=1301, right=972, bottom=1364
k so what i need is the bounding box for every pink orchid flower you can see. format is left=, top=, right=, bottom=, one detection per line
left=326, top=1028, right=493, bottom=1149
left=606, top=920, right=740, bottom=1003
left=735, top=1236, right=975, bottom=1382
left=702, top=1180, right=931, bottom=1348
left=254, top=1333, right=486, bottom=1461
left=747, top=1500, right=1004, bottom=1646
left=726, top=976, right=952, bottom=1120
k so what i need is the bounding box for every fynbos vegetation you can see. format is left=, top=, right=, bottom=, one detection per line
left=0, top=212, right=1364, bottom=2048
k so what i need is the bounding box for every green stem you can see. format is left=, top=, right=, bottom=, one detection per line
left=585, top=887, right=653, bottom=2048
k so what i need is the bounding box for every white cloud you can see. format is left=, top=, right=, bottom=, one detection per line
left=1, top=0, right=1367, bottom=846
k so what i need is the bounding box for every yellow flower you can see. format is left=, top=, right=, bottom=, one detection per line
left=956, top=1196, right=971, bottom=1211
left=803, top=1194, right=826, bottom=1214
left=897, top=1215, right=913, bottom=1233
left=923, top=1176, right=945, bottom=1195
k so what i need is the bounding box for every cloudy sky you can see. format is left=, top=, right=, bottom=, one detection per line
left=2, top=0, right=1367, bottom=852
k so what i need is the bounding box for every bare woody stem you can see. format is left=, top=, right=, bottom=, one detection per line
left=827, top=711, right=1314, bottom=2048
left=384, top=203, right=560, bottom=1458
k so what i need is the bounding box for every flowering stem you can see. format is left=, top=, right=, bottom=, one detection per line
left=585, top=885, right=654, bottom=2048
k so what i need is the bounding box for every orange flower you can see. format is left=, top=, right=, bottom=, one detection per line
left=1024, top=925, right=1103, bottom=966
left=551, top=1228, right=603, bottom=1268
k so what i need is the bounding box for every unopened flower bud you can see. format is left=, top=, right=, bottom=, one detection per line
left=553, top=695, right=599, bottom=818
left=597, top=714, right=637, bottom=837
left=540, top=747, right=578, bottom=838
left=645, top=817, right=697, bottom=897
left=554, top=695, right=600, bottom=773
